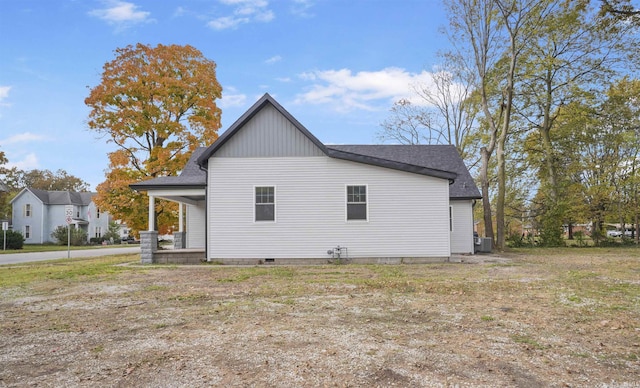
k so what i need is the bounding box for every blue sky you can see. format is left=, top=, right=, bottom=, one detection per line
left=0, top=0, right=449, bottom=190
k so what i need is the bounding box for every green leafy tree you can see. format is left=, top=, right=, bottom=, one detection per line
left=0, top=229, right=24, bottom=250
left=103, top=221, right=122, bottom=242
left=549, top=90, right=635, bottom=246
left=85, top=43, right=222, bottom=234
left=516, top=0, right=632, bottom=242
left=445, top=0, right=550, bottom=250
left=4, top=168, right=90, bottom=191
left=51, top=226, right=88, bottom=246
left=598, top=78, right=640, bottom=242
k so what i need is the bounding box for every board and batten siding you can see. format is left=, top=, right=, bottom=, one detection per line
left=213, top=104, right=325, bottom=158
left=206, top=156, right=451, bottom=260
left=450, top=200, right=474, bottom=254
left=186, top=201, right=206, bottom=249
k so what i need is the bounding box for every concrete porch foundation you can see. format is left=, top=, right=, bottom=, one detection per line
left=153, top=249, right=206, bottom=264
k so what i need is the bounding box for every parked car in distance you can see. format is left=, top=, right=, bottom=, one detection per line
left=607, top=230, right=622, bottom=237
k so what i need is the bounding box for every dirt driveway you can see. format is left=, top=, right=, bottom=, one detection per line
left=0, top=250, right=638, bottom=387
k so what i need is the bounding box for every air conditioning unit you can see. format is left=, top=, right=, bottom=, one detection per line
left=478, top=238, right=492, bottom=253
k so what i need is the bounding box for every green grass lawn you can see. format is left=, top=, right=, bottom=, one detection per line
left=0, top=243, right=137, bottom=254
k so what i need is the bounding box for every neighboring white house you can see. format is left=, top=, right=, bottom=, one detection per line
left=131, top=93, right=481, bottom=264
left=10, top=188, right=112, bottom=244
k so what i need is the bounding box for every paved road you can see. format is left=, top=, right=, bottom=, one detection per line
left=0, top=246, right=141, bottom=265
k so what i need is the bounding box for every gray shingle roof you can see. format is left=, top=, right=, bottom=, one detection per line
left=196, top=94, right=458, bottom=181
left=131, top=94, right=481, bottom=200
left=130, top=147, right=207, bottom=190
left=327, top=145, right=481, bottom=199
left=27, top=188, right=95, bottom=205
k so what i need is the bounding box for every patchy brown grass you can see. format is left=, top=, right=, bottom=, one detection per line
left=0, top=249, right=639, bottom=387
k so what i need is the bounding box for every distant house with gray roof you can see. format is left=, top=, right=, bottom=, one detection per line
left=10, top=188, right=111, bottom=244
left=131, top=94, right=481, bottom=264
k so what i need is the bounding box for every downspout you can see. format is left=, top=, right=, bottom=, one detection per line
left=198, top=163, right=209, bottom=262
left=40, top=200, right=45, bottom=244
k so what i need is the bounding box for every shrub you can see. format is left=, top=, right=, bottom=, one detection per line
left=0, top=230, right=25, bottom=249
left=103, top=221, right=121, bottom=242
left=506, top=232, right=535, bottom=248
left=51, top=226, right=87, bottom=246
left=89, top=237, right=105, bottom=245
left=597, top=237, right=619, bottom=247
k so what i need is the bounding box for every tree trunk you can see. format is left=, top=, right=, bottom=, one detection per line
left=540, top=127, right=559, bottom=200
left=495, top=137, right=506, bottom=251
left=480, top=146, right=494, bottom=246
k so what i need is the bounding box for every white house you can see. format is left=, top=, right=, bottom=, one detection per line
left=10, top=188, right=112, bottom=244
left=131, top=94, right=481, bottom=264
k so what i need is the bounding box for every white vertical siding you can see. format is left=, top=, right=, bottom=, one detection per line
left=450, top=200, right=474, bottom=254
left=186, top=201, right=206, bottom=249
left=207, top=157, right=451, bottom=259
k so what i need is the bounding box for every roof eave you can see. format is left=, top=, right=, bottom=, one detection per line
left=326, top=149, right=458, bottom=181
left=450, top=195, right=483, bottom=200
left=130, top=183, right=206, bottom=191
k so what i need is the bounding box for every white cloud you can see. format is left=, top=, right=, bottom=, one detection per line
left=295, top=67, right=435, bottom=112
left=173, top=6, right=186, bottom=17
left=254, top=9, right=274, bottom=22
left=208, top=0, right=274, bottom=30
left=208, top=16, right=248, bottom=30
left=219, top=87, right=247, bottom=108
left=89, top=1, right=152, bottom=27
left=0, top=86, right=10, bottom=104
left=0, top=132, right=47, bottom=146
left=264, top=55, right=282, bottom=65
left=291, top=0, right=315, bottom=18
left=6, top=153, right=39, bottom=170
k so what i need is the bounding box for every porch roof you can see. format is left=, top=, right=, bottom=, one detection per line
left=129, top=148, right=206, bottom=205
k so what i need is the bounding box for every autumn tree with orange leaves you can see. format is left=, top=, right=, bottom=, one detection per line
left=85, top=43, right=222, bottom=234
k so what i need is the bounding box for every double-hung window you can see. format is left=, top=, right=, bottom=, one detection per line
left=255, top=186, right=275, bottom=222
left=24, top=204, right=32, bottom=217
left=346, top=185, right=367, bottom=221
left=24, top=225, right=31, bottom=239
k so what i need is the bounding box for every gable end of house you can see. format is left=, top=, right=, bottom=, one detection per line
left=197, top=93, right=327, bottom=165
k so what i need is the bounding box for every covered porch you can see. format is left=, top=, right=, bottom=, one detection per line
left=138, top=187, right=206, bottom=264
left=130, top=148, right=209, bottom=264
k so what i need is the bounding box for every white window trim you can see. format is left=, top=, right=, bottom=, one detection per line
left=253, top=185, right=276, bottom=223
left=449, top=205, right=453, bottom=232
left=345, top=184, right=369, bottom=222
left=24, top=204, right=32, bottom=217
left=24, top=225, right=31, bottom=239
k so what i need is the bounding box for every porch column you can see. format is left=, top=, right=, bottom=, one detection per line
left=140, top=231, right=158, bottom=264
left=174, top=203, right=185, bottom=250
left=148, top=195, right=155, bottom=231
